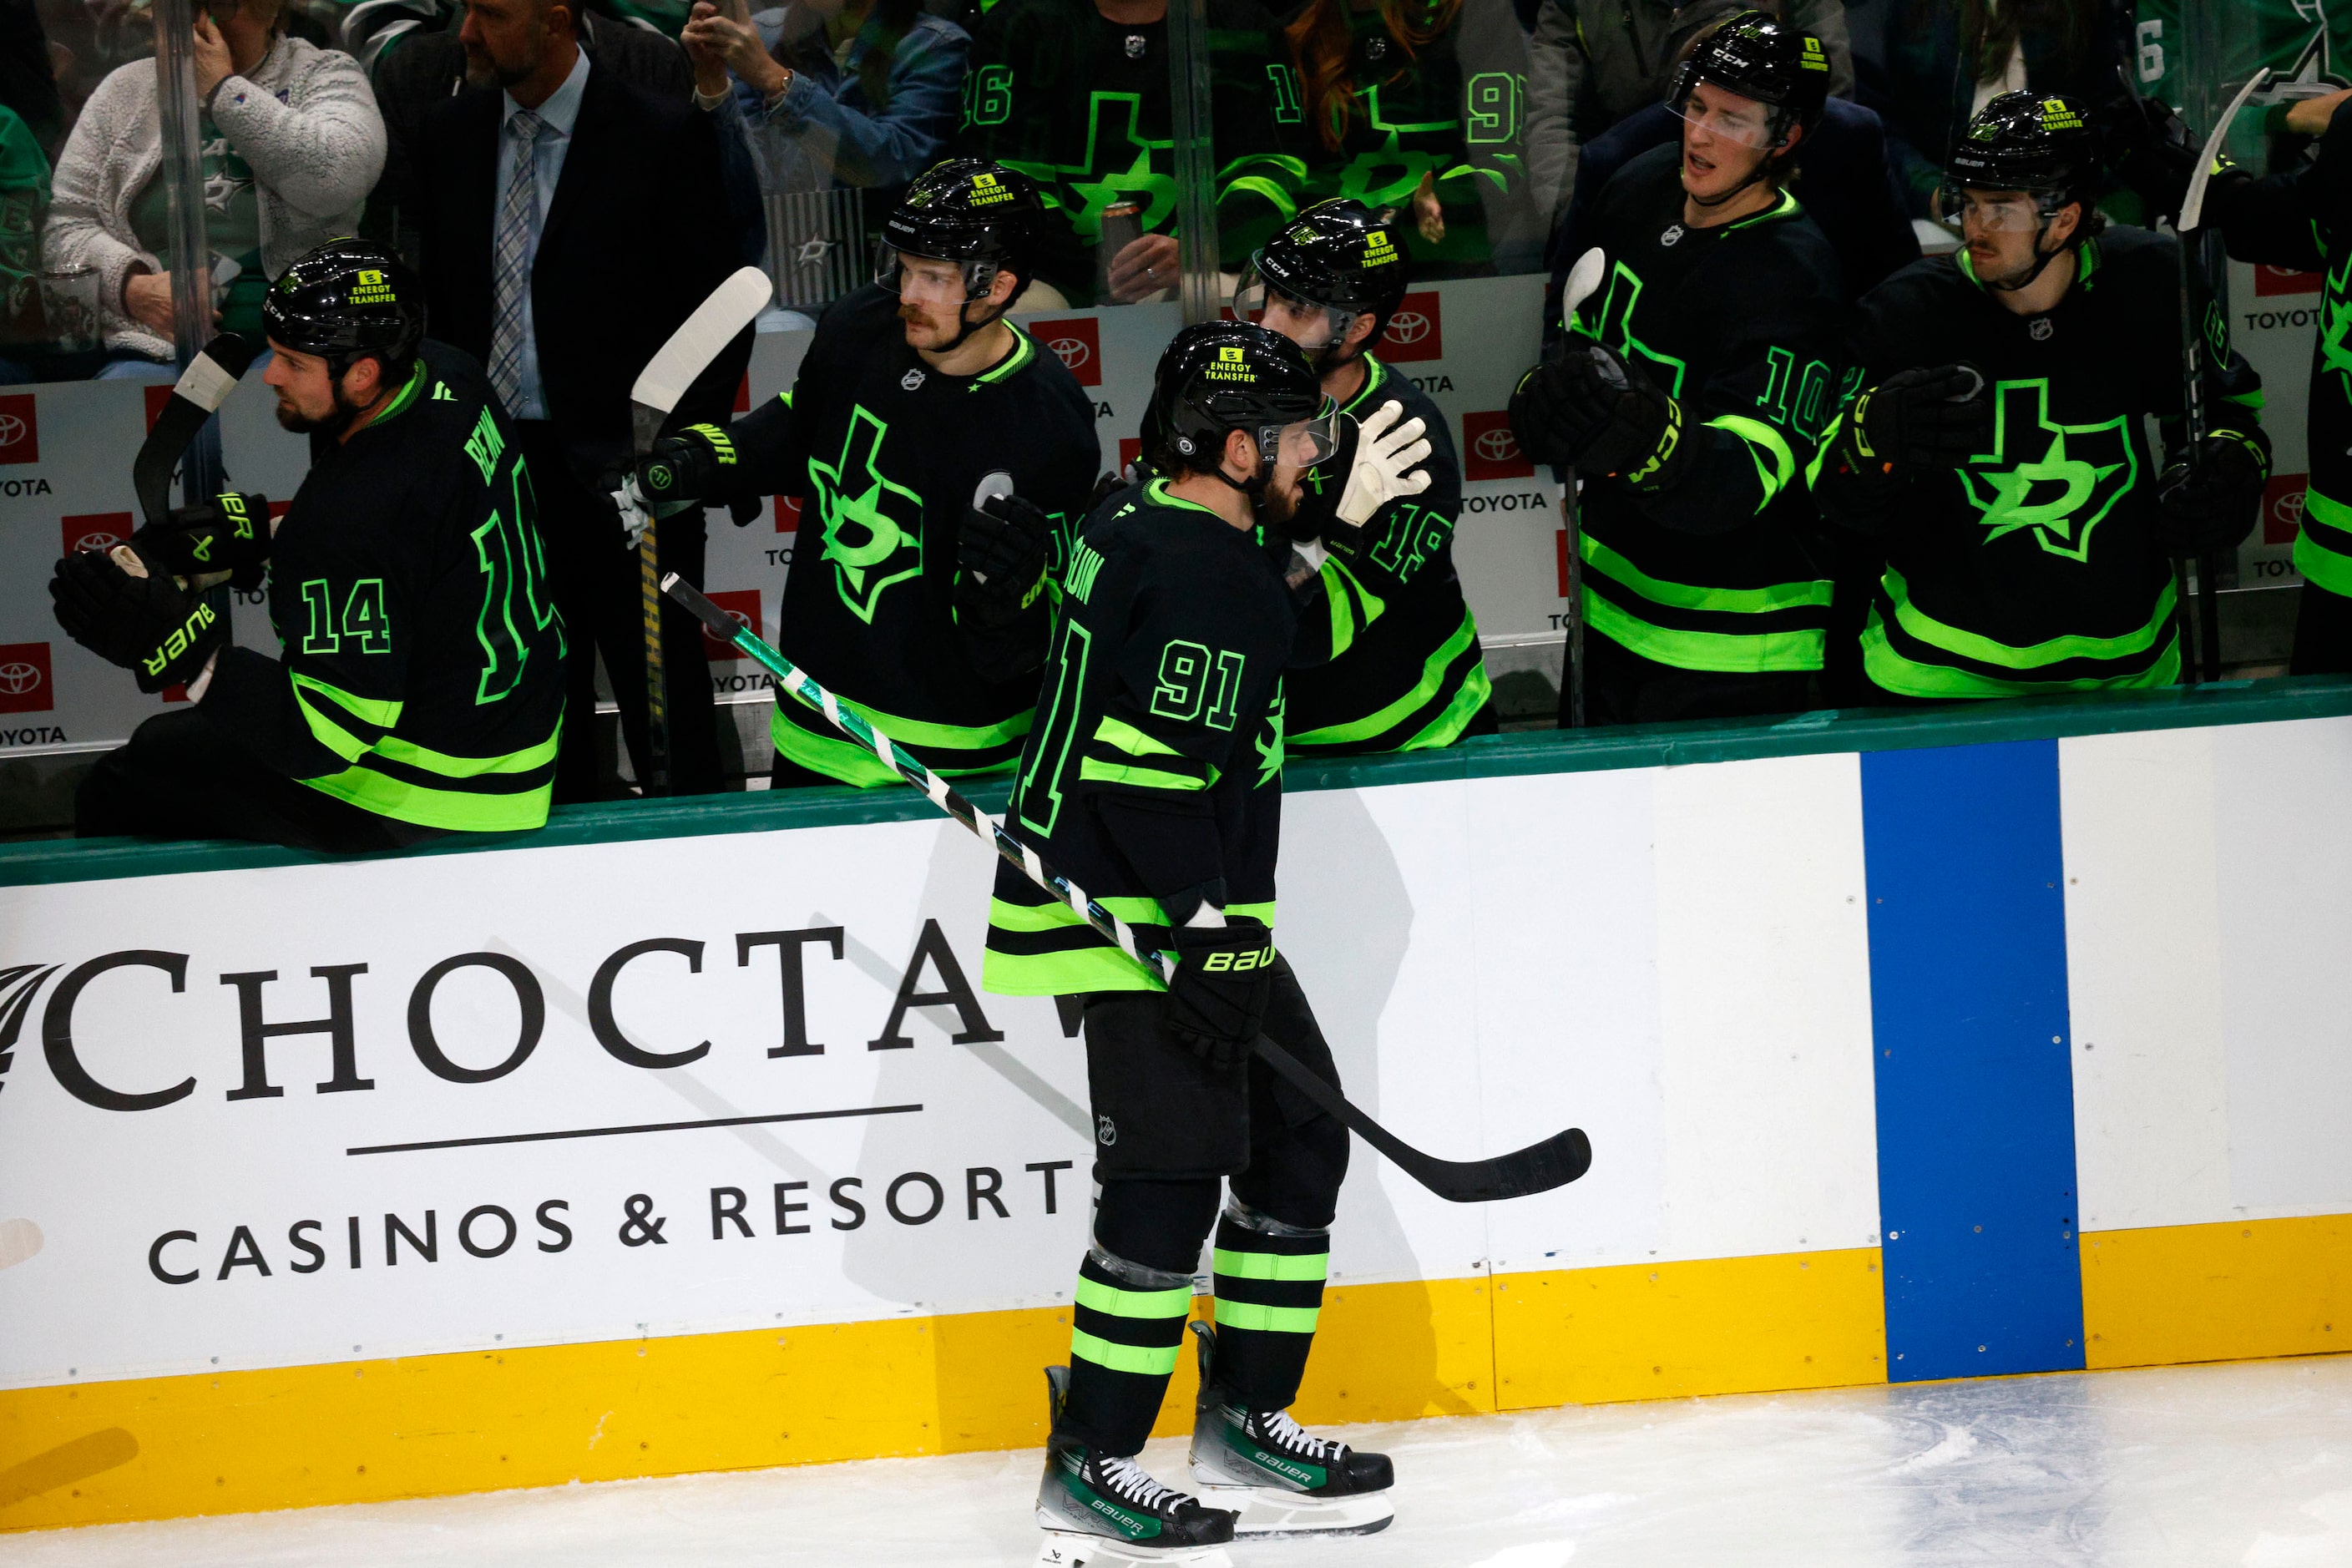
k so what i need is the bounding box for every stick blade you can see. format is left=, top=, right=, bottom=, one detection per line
left=630, top=266, right=772, bottom=419
left=1562, top=247, right=1606, bottom=327
left=2180, top=69, right=2271, bottom=231
left=1400, top=1126, right=1593, bottom=1203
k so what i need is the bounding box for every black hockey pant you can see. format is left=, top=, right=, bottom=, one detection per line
left=78, top=706, right=442, bottom=853
left=2291, top=581, right=2352, bottom=675
left=1058, top=956, right=1351, bottom=1457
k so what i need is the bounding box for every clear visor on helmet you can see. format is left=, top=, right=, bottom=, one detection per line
left=1669, top=83, right=1783, bottom=149
left=878, top=243, right=999, bottom=303
left=1255, top=398, right=1343, bottom=468
left=1932, top=184, right=2061, bottom=233
left=1232, top=267, right=1356, bottom=350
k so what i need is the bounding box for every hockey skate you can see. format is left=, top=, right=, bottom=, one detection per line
left=1186, top=1323, right=1395, bottom=1537
left=1034, top=1366, right=1236, bottom=1568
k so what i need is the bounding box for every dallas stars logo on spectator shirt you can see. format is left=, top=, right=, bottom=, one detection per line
left=810, top=407, right=925, bottom=624
left=1959, top=381, right=2137, bottom=562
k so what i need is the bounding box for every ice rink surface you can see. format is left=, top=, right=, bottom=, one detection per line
left=14, top=1355, right=2352, bottom=1566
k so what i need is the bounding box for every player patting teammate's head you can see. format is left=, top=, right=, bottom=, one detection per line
left=1237, top=199, right=1412, bottom=377
left=260, top=237, right=427, bottom=438
left=1667, top=9, right=1831, bottom=210
left=1938, top=92, right=2103, bottom=293
left=880, top=158, right=1044, bottom=354
left=1148, top=321, right=1338, bottom=525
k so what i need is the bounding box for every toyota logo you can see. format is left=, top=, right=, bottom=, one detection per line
left=726, top=609, right=751, bottom=630
left=2275, top=490, right=2307, bottom=525
left=0, top=660, right=40, bottom=695
left=1050, top=336, right=1091, bottom=370
left=70, top=530, right=123, bottom=554
left=1385, top=311, right=1429, bottom=344
left=0, top=413, right=27, bottom=448
left=1474, top=427, right=1520, bottom=463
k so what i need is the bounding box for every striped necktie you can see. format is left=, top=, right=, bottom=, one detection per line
left=487, top=109, right=546, bottom=412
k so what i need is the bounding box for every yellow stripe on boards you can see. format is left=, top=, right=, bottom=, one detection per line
left=2081, top=1214, right=2352, bottom=1369
left=1490, top=1248, right=1888, bottom=1408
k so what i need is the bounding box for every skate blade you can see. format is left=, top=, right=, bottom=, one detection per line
left=1033, top=1529, right=1234, bottom=1568
left=1189, top=1478, right=1395, bottom=1538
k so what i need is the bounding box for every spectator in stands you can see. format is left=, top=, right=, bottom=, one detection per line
left=41, top=0, right=384, bottom=377
left=1527, top=0, right=1849, bottom=235
left=1282, top=0, right=1541, bottom=276
left=680, top=0, right=967, bottom=200
left=410, top=0, right=753, bottom=801
left=0, top=101, right=50, bottom=379
left=956, top=0, right=1298, bottom=306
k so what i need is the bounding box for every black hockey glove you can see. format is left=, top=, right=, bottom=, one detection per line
left=1165, top=917, right=1276, bottom=1070
left=2104, top=95, right=2202, bottom=230
left=2155, top=431, right=2268, bottom=557
left=1845, top=365, right=1992, bottom=472
left=137, top=489, right=272, bottom=589
left=601, top=422, right=739, bottom=545
left=49, top=544, right=226, bottom=693
left=1510, top=340, right=1683, bottom=484
left=957, top=490, right=1055, bottom=627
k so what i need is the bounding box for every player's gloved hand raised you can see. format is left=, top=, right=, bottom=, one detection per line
left=49, top=542, right=227, bottom=694
left=1165, top=915, right=1275, bottom=1070
left=957, top=483, right=1055, bottom=630
left=1510, top=340, right=1683, bottom=485
left=138, top=489, right=272, bottom=589
left=604, top=422, right=737, bottom=548
left=2155, top=431, right=2268, bottom=556
left=2103, top=95, right=2204, bottom=230
left=1847, top=364, right=1991, bottom=471
left=1335, top=400, right=1432, bottom=526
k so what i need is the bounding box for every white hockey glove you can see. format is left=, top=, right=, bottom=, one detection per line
left=1335, top=400, right=1432, bottom=527
left=610, top=479, right=652, bottom=549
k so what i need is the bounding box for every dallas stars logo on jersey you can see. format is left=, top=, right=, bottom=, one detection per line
left=1571, top=260, right=1688, bottom=396
left=1958, top=380, right=2137, bottom=562
left=810, top=407, right=926, bottom=623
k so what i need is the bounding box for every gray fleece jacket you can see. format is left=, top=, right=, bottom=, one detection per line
left=1526, top=0, right=1852, bottom=231
left=43, top=35, right=386, bottom=360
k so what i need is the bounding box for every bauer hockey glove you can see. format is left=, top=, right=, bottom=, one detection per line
left=957, top=489, right=1055, bottom=626
left=606, top=422, right=738, bottom=546
left=1334, top=400, right=1433, bottom=526
left=1510, top=340, right=1682, bottom=483
left=2155, top=431, right=2269, bottom=557
left=50, top=543, right=226, bottom=693
left=1166, top=916, right=1276, bottom=1070
left=137, top=489, right=273, bottom=590
left=1841, top=364, right=1991, bottom=473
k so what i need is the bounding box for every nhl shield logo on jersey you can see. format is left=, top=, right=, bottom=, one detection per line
left=1958, top=379, right=2137, bottom=563
left=810, top=407, right=927, bottom=625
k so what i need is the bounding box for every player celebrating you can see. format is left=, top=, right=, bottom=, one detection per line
left=1240, top=199, right=1495, bottom=755
left=984, top=322, right=1395, bottom=1561
left=612, top=159, right=1098, bottom=788
left=53, top=240, right=566, bottom=850
left=1508, top=10, right=1842, bottom=726
left=1810, top=93, right=2268, bottom=700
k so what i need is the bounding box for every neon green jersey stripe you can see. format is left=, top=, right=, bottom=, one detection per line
left=1402, top=659, right=1493, bottom=750
left=1212, top=1248, right=1329, bottom=1282
left=291, top=671, right=402, bottom=729
left=1880, top=566, right=2175, bottom=670
left=1862, top=609, right=2181, bottom=699
left=1293, top=609, right=1482, bottom=749
left=1586, top=585, right=1825, bottom=674
left=771, top=705, right=1021, bottom=789
left=2297, top=487, right=2352, bottom=598
left=1070, top=1328, right=1182, bottom=1375
left=1225, top=901, right=1277, bottom=924
left=1705, top=414, right=1796, bottom=510
left=1581, top=531, right=1832, bottom=615
left=1211, top=1299, right=1321, bottom=1333
left=1074, top=1277, right=1193, bottom=1318
left=1093, top=715, right=1183, bottom=759
left=776, top=690, right=1032, bottom=754
left=989, top=893, right=1169, bottom=931
left=299, top=766, right=551, bottom=832
left=374, top=728, right=561, bottom=779
left=1080, top=757, right=1210, bottom=791
left=292, top=688, right=374, bottom=763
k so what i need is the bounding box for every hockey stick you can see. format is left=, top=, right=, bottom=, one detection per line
left=662, top=572, right=1592, bottom=1203
left=628, top=265, right=772, bottom=795
left=131, top=331, right=256, bottom=525
left=1556, top=247, right=1606, bottom=728
left=2173, top=69, right=2270, bottom=685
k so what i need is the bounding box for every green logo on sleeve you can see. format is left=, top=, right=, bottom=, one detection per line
left=809, top=406, right=927, bottom=624
left=1573, top=261, right=1689, bottom=398
left=1959, top=380, right=2137, bottom=562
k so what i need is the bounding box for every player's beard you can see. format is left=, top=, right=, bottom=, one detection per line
left=898, top=299, right=959, bottom=350
left=275, top=379, right=365, bottom=438
left=1252, top=471, right=1303, bottom=530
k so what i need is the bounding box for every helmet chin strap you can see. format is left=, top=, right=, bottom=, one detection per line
left=1980, top=220, right=2073, bottom=293
left=1687, top=111, right=1793, bottom=210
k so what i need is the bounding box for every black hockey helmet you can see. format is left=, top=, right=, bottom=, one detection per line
left=878, top=158, right=1044, bottom=305
left=1666, top=9, right=1832, bottom=152
left=1149, top=321, right=1338, bottom=484
left=262, top=236, right=424, bottom=379
left=1940, top=91, right=2101, bottom=219
left=1234, top=199, right=1413, bottom=352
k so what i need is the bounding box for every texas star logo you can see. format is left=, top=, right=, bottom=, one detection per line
left=1958, top=379, right=2137, bottom=562
left=808, top=407, right=926, bottom=624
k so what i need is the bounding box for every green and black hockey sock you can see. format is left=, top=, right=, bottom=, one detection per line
left=1209, top=1204, right=1329, bottom=1410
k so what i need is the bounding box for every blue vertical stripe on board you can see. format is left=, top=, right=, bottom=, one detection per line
left=1860, top=739, right=2085, bottom=1383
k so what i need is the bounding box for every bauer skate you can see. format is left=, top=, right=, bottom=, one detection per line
left=1034, top=1366, right=1236, bottom=1568
left=1186, top=1323, right=1395, bottom=1537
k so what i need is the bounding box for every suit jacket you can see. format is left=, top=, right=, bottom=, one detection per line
left=413, top=57, right=755, bottom=482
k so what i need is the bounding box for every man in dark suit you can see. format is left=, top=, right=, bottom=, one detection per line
left=413, top=0, right=756, bottom=800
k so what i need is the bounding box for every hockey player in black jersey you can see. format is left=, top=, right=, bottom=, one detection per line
left=984, top=323, right=1395, bottom=1562
left=53, top=240, right=566, bottom=851
left=611, top=159, right=1099, bottom=789
left=1239, top=199, right=1496, bottom=755
left=1508, top=11, right=1844, bottom=726
left=1810, top=94, right=2269, bottom=701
